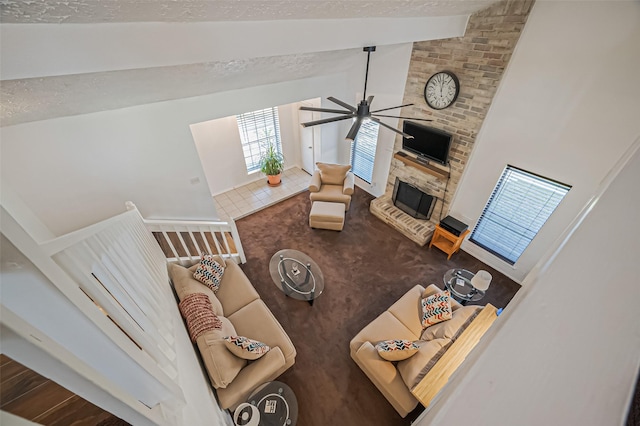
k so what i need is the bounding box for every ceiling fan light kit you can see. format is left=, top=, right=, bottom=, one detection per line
left=300, top=46, right=434, bottom=142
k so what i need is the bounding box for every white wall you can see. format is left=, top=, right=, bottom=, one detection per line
left=416, top=136, right=640, bottom=426
left=450, top=1, right=640, bottom=282
left=191, top=102, right=305, bottom=196
left=1, top=43, right=414, bottom=236
left=339, top=43, right=414, bottom=196
left=0, top=73, right=350, bottom=236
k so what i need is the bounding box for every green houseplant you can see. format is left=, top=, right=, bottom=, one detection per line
left=259, top=139, right=285, bottom=186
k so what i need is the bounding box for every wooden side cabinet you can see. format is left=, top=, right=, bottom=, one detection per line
left=429, top=224, right=470, bottom=259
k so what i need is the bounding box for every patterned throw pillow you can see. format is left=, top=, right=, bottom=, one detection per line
left=193, top=254, right=225, bottom=292
left=375, top=339, right=420, bottom=361
left=421, top=290, right=452, bottom=328
left=178, top=293, right=223, bottom=342
left=223, top=336, right=270, bottom=360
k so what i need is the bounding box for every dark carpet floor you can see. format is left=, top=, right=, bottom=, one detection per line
left=235, top=187, right=521, bottom=426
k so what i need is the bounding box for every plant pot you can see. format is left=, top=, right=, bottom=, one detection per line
left=267, top=173, right=282, bottom=186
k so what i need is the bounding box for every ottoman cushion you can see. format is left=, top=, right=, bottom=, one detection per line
left=310, top=201, right=345, bottom=231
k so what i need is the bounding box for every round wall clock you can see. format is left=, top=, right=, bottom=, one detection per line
left=424, top=71, right=460, bottom=110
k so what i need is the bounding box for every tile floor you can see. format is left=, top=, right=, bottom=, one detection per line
left=214, top=167, right=311, bottom=220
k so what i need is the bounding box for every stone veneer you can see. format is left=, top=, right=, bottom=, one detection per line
left=385, top=0, right=534, bottom=228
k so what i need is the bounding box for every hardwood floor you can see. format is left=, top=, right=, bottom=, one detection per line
left=0, top=354, right=128, bottom=425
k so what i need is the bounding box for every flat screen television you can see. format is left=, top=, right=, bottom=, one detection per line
left=402, top=121, right=452, bottom=165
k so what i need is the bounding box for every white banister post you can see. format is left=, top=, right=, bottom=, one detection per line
left=229, top=219, right=246, bottom=264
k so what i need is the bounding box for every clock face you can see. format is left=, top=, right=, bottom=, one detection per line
left=424, top=71, right=460, bottom=110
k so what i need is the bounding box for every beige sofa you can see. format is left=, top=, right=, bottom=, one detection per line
left=169, top=258, right=296, bottom=410
left=350, top=284, right=484, bottom=417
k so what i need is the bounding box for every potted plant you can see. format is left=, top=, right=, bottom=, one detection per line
left=259, top=138, right=285, bottom=186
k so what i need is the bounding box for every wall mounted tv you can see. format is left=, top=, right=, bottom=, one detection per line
left=402, top=121, right=452, bottom=165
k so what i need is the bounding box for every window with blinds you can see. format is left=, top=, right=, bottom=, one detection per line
left=236, top=107, right=283, bottom=173
left=470, top=165, right=571, bottom=265
left=350, top=120, right=380, bottom=183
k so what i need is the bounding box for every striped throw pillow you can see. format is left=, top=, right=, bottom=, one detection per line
left=421, top=290, right=452, bottom=328
left=376, top=339, right=420, bottom=361
left=223, top=336, right=270, bottom=360
left=193, top=254, right=225, bottom=292
left=178, top=293, right=222, bottom=341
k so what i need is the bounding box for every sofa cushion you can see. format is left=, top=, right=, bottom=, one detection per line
left=350, top=311, right=419, bottom=356
left=197, top=332, right=247, bottom=389
left=228, top=300, right=296, bottom=365
left=316, top=162, right=351, bottom=185
left=178, top=293, right=222, bottom=341
left=169, top=263, right=224, bottom=315
left=193, top=254, right=226, bottom=292
left=421, top=305, right=482, bottom=341
left=224, top=336, right=270, bottom=360
left=421, top=290, right=452, bottom=328
left=214, top=260, right=260, bottom=316
left=397, top=338, right=451, bottom=390
left=375, top=339, right=420, bottom=361
left=387, top=285, right=426, bottom=336
left=309, top=184, right=352, bottom=205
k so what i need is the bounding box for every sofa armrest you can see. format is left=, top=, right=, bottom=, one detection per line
left=353, top=341, right=418, bottom=417
left=216, top=346, right=286, bottom=410
left=411, top=304, right=498, bottom=407
left=343, top=172, right=355, bottom=195
left=309, top=171, right=322, bottom=192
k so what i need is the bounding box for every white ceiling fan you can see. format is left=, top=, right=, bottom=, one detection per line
left=299, top=46, right=433, bottom=141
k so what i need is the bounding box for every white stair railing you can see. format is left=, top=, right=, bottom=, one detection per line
left=38, top=204, right=185, bottom=419
left=139, top=207, right=246, bottom=265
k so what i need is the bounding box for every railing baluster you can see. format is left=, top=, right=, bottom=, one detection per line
left=188, top=231, right=202, bottom=257
left=161, top=231, right=180, bottom=262
left=200, top=230, right=214, bottom=255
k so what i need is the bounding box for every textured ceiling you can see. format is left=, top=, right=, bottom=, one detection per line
left=1, top=49, right=360, bottom=126
left=1, top=0, right=495, bottom=23
left=0, top=0, right=500, bottom=126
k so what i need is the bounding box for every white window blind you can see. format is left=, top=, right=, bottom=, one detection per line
left=350, top=120, right=380, bottom=183
left=236, top=107, right=283, bottom=173
left=470, top=165, right=570, bottom=265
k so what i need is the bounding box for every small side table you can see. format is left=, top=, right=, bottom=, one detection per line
left=243, top=381, right=298, bottom=426
left=443, top=268, right=485, bottom=305
left=429, top=225, right=470, bottom=259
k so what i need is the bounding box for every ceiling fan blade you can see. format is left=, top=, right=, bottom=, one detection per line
left=301, top=115, right=354, bottom=128
left=345, top=118, right=363, bottom=141
left=299, top=106, right=353, bottom=114
left=370, top=117, right=414, bottom=139
left=370, top=103, right=414, bottom=114
left=327, top=97, right=357, bottom=112
left=372, top=114, right=433, bottom=122
left=366, top=95, right=374, bottom=105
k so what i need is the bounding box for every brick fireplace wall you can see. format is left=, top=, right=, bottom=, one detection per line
left=386, top=0, right=534, bottom=224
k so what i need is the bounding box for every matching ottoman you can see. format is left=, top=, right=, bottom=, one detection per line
left=309, top=201, right=345, bottom=231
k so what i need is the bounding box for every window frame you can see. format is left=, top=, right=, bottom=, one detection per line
left=349, top=120, right=380, bottom=184
left=236, top=107, right=283, bottom=174
left=469, top=165, right=571, bottom=265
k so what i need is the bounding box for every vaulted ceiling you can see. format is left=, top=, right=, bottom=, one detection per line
left=0, top=0, right=499, bottom=126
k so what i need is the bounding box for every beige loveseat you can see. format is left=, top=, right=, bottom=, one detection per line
left=350, top=284, right=489, bottom=417
left=169, top=257, right=296, bottom=410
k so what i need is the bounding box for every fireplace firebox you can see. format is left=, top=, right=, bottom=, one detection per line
left=392, top=177, right=436, bottom=220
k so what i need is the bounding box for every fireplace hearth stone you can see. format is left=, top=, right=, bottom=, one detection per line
left=370, top=193, right=435, bottom=246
